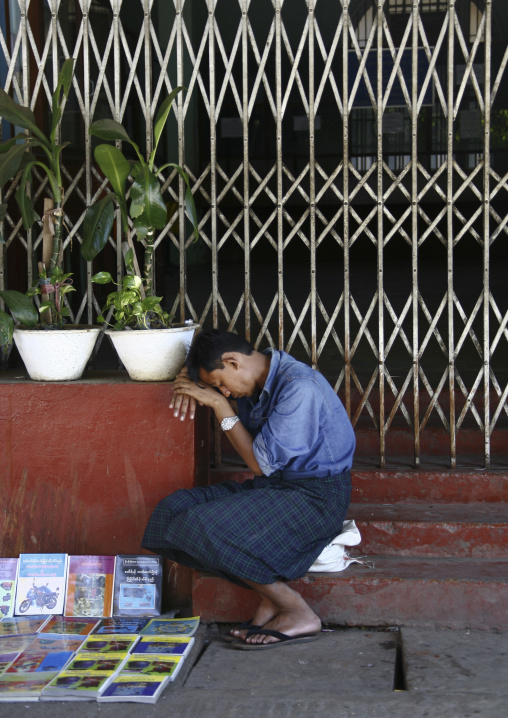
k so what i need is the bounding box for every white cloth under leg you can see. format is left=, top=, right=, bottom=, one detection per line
left=308, top=519, right=371, bottom=572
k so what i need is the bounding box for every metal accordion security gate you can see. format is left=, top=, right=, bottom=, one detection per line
left=1, top=0, right=507, bottom=469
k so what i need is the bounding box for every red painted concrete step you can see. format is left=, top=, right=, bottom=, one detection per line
left=192, top=556, right=508, bottom=630
left=196, top=467, right=508, bottom=629
left=211, top=466, right=508, bottom=504
left=348, top=503, right=508, bottom=558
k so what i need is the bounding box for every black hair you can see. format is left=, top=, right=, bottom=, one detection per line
left=186, top=329, right=255, bottom=382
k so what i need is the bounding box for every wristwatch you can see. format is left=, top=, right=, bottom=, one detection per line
left=221, top=415, right=241, bottom=431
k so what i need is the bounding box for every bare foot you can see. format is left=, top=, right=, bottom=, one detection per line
left=229, top=596, right=278, bottom=640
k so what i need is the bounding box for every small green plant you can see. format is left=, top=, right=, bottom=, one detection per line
left=0, top=58, right=75, bottom=345
left=81, top=86, right=199, bottom=328
left=91, top=248, right=171, bottom=330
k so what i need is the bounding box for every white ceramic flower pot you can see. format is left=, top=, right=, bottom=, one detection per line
left=13, top=327, right=101, bottom=381
left=105, top=323, right=199, bottom=381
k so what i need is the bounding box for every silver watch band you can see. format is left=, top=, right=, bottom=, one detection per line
left=221, top=415, right=241, bottom=431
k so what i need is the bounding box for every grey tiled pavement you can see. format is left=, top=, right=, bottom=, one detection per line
left=3, top=624, right=508, bottom=717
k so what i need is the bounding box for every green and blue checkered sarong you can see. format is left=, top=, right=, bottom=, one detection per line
left=141, top=471, right=351, bottom=587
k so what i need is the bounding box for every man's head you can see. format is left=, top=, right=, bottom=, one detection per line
left=186, top=329, right=255, bottom=383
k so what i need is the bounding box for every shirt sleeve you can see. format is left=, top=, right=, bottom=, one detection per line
left=252, top=377, right=322, bottom=476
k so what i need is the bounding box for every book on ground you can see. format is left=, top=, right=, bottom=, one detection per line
left=0, top=559, right=18, bottom=619
left=15, top=554, right=68, bottom=616
left=97, top=674, right=169, bottom=703
left=77, top=634, right=139, bottom=654
left=26, top=635, right=86, bottom=653
left=0, top=672, right=58, bottom=701
left=140, top=616, right=200, bottom=637
left=41, top=670, right=114, bottom=701
left=65, top=651, right=127, bottom=673
left=94, top=617, right=148, bottom=634
left=133, top=635, right=194, bottom=658
left=64, top=555, right=115, bottom=617
left=118, top=653, right=183, bottom=681
left=0, top=653, right=18, bottom=675
left=113, top=555, right=163, bottom=617
left=0, top=635, right=39, bottom=655
left=6, top=649, right=73, bottom=674
left=39, top=616, right=100, bottom=637
left=0, top=616, right=51, bottom=636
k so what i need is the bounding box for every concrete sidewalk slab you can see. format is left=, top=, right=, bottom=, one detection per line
left=2, top=625, right=507, bottom=718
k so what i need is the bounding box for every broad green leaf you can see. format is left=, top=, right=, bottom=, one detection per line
left=94, top=144, right=130, bottom=231
left=0, top=143, right=28, bottom=189
left=50, top=58, right=75, bottom=145
left=14, top=160, right=41, bottom=229
left=141, top=296, right=163, bottom=311
left=61, top=307, right=70, bottom=317
left=123, top=274, right=142, bottom=290
left=160, top=163, right=199, bottom=242
left=151, top=87, right=185, bottom=165
left=124, top=248, right=134, bottom=271
left=0, top=289, right=38, bottom=327
left=0, top=87, right=48, bottom=146
left=131, top=301, right=143, bottom=316
left=60, top=285, right=76, bottom=295
left=0, top=308, right=14, bottom=346
left=81, top=195, right=115, bottom=261
left=91, top=271, right=113, bottom=284
left=39, top=301, right=53, bottom=313
left=0, top=133, right=27, bottom=154
left=90, top=119, right=142, bottom=161
left=129, top=165, right=167, bottom=235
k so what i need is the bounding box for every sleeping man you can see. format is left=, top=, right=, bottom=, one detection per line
left=142, top=330, right=355, bottom=649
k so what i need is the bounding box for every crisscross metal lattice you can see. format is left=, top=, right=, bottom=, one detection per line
left=1, top=0, right=507, bottom=468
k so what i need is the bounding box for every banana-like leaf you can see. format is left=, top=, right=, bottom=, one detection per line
left=159, top=163, right=199, bottom=242
left=0, top=289, right=38, bottom=327
left=0, top=87, right=48, bottom=146
left=0, top=143, right=28, bottom=189
left=130, top=165, right=167, bottom=236
left=50, top=58, right=75, bottom=145
left=14, top=159, right=42, bottom=229
left=150, top=87, right=185, bottom=167
left=94, top=144, right=131, bottom=231
left=90, top=119, right=142, bottom=160
left=0, top=133, right=26, bottom=154
left=0, top=308, right=14, bottom=346
left=81, top=195, right=115, bottom=262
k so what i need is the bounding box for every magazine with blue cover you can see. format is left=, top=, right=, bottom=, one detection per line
left=15, top=554, right=68, bottom=616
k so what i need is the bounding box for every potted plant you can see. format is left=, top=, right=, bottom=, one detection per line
left=81, top=87, right=199, bottom=381
left=0, top=58, right=100, bottom=381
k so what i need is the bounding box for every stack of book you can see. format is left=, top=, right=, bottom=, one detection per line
left=0, top=553, right=199, bottom=703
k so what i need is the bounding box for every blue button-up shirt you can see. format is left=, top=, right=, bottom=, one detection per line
left=237, top=350, right=355, bottom=479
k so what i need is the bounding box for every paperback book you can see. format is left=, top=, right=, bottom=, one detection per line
left=41, top=670, right=113, bottom=701
left=0, top=635, right=38, bottom=655
left=26, top=635, right=86, bottom=653
left=0, top=672, right=58, bottom=701
left=94, top=617, right=148, bottom=634
left=98, top=674, right=169, bottom=703
left=6, top=649, right=73, bottom=674
left=78, top=634, right=139, bottom=654
left=64, top=555, right=115, bottom=617
left=0, top=616, right=50, bottom=636
left=113, top=555, right=163, bottom=617
left=15, top=554, right=68, bottom=616
left=0, top=559, right=18, bottom=618
left=140, top=616, right=200, bottom=637
left=118, top=654, right=183, bottom=681
left=0, top=653, right=18, bottom=675
left=133, top=635, right=194, bottom=658
left=40, top=616, right=100, bottom=637
left=65, top=651, right=127, bottom=673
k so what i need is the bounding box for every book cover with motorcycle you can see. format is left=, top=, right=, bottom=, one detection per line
left=15, top=554, right=68, bottom=617
left=0, top=559, right=18, bottom=618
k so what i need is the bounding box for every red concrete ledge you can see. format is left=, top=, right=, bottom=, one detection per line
left=0, top=371, right=210, bottom=606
